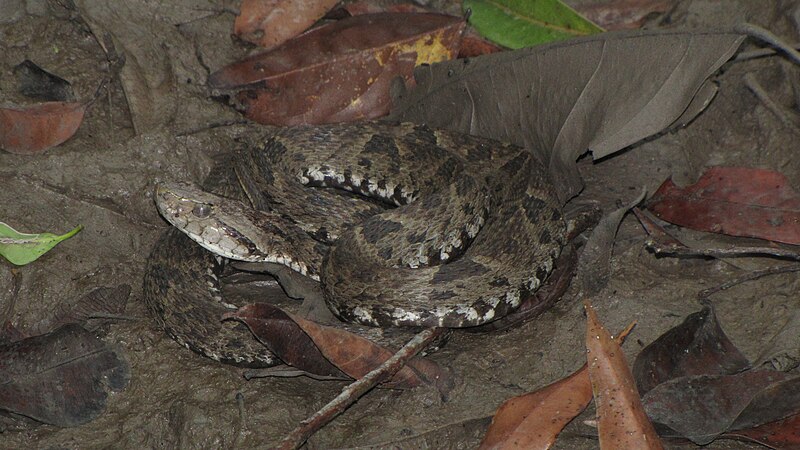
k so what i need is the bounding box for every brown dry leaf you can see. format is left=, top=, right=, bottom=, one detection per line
left=234, top=0, right=340, bottom=49
left=479, top=323, right=635, bottom=449
left=209, top=12, right=464, bottom=125
left=479, top=366, right=592, bottom=450
left=288, top=311, right=443, bottom=389
left=0, top=102, right=86, bottom=154
left=585, top=302, right=664, bottom=450
left=224, top=303, right=448, bottom=389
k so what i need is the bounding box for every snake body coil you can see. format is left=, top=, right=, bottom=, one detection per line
left=144, top=122, right=565, bottom=366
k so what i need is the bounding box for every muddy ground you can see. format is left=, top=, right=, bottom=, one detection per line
left=1, top=0, right=799, bottom=448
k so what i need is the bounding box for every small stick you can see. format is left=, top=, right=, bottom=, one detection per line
left=698, top=264, right=800, bottom=299
left=743, top=72, right=800, bottom=134
left=734, top=23, right=800, bottom=66
left=272, top=327, right=445, bottom=450
left=243, top=366, right=350, bottom=382
left=646, top=237, right=800, bottom=261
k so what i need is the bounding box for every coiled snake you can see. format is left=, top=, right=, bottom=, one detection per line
left=143, top=122, right=565, bottom=366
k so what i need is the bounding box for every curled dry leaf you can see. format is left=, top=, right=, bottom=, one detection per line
left=209, top=13, right=464, bottom=125
left=0, top=102, right=86, bottom=154
left=224, top=303, right=450, bottom=390
left=585, top=302, right=664, bottom=450
left=648, top=166, right=800, bottom=245
left=234, top=0, right=340, bottom=49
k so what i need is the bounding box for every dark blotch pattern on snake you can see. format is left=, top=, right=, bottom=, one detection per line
left=144, top=122, right=565, bottom=365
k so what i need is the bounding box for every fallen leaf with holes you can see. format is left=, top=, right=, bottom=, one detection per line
left=648, top=166, right=800, bottom=244
left=224, top=303, right=450, bottom=390
left=234, top=0, right=340, bottom=49
left=209, top=12, right=464, bottom=125
left=0, top=102, right=86, bottom=154
left=0, top=324, right=129, bottom=427
left=633, top=305, right=750, bottom=395
left=585, top=302, right=664, bottom=449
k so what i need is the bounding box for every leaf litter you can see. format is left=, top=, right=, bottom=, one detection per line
left=4, top=1, right=800, bottom=448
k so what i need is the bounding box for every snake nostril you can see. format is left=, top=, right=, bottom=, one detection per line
left=192, top=204, right=211, bottom=218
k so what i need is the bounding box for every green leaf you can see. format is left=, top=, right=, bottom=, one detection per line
left=0, top=222, right=82, bottom=265
left=464, top=0, right=603, bottom=49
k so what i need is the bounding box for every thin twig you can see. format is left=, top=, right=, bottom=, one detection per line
left=243, top=366, right=350, bottom=382
left=698, top=264, right=800, bottom=299
left=646, top=238, right=800, bottom=261
left=743, top=72, right=800, bottom=134
left=735, top=44, right=800, bottom=62
left=176, top=119, right=251, bottom=136
left=272, top=327, right=445, bottom=450
left=734, top=23, right=800, bottom=65
left=232, top=392, right=246, bottom=448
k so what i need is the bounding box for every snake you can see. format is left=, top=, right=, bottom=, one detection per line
left=143, top=122, right=565, bottom=367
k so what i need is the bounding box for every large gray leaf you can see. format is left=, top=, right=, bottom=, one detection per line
left=389, top=30, right=745, bottom=202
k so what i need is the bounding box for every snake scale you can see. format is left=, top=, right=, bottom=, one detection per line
left=143, top=122, right=565, bottom=366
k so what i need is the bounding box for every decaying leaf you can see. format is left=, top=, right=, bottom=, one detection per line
left=0, top=324, right=129, bottom=427
left=224, top=303, right=449, bottom=390
left=389, top=30, right=744, bottom=203
left=0, top=222, right=82, bottom=266
left=209, top=12, right=464, bottom=125
left=234, top=0, right=340, bottom=49
left=0, top=102, right=86, bottom=154
left=632, top=305, right=750, bottom=395
left=585, top=302, right=663, bottom=449
left=642, top=370, right=800, bottom=445
left=464, top=0, right=603, bottom=48
left=648, top=166, right=800, bottom=245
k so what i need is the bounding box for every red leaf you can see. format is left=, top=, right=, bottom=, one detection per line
left=209, top=13, right=464, bottom=125
left=724, top=413, right=800, bottom=449
left=234, top=0, right=340, bottom=49
left=0, top=102, right=86, bottom=154
left=648, top=167, right=800, bottom=244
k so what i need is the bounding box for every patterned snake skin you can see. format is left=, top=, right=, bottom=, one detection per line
left=144, top=122, right=565, bottom=366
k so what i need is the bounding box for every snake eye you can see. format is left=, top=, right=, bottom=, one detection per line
left=192, top=204, right=211, bottom=218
